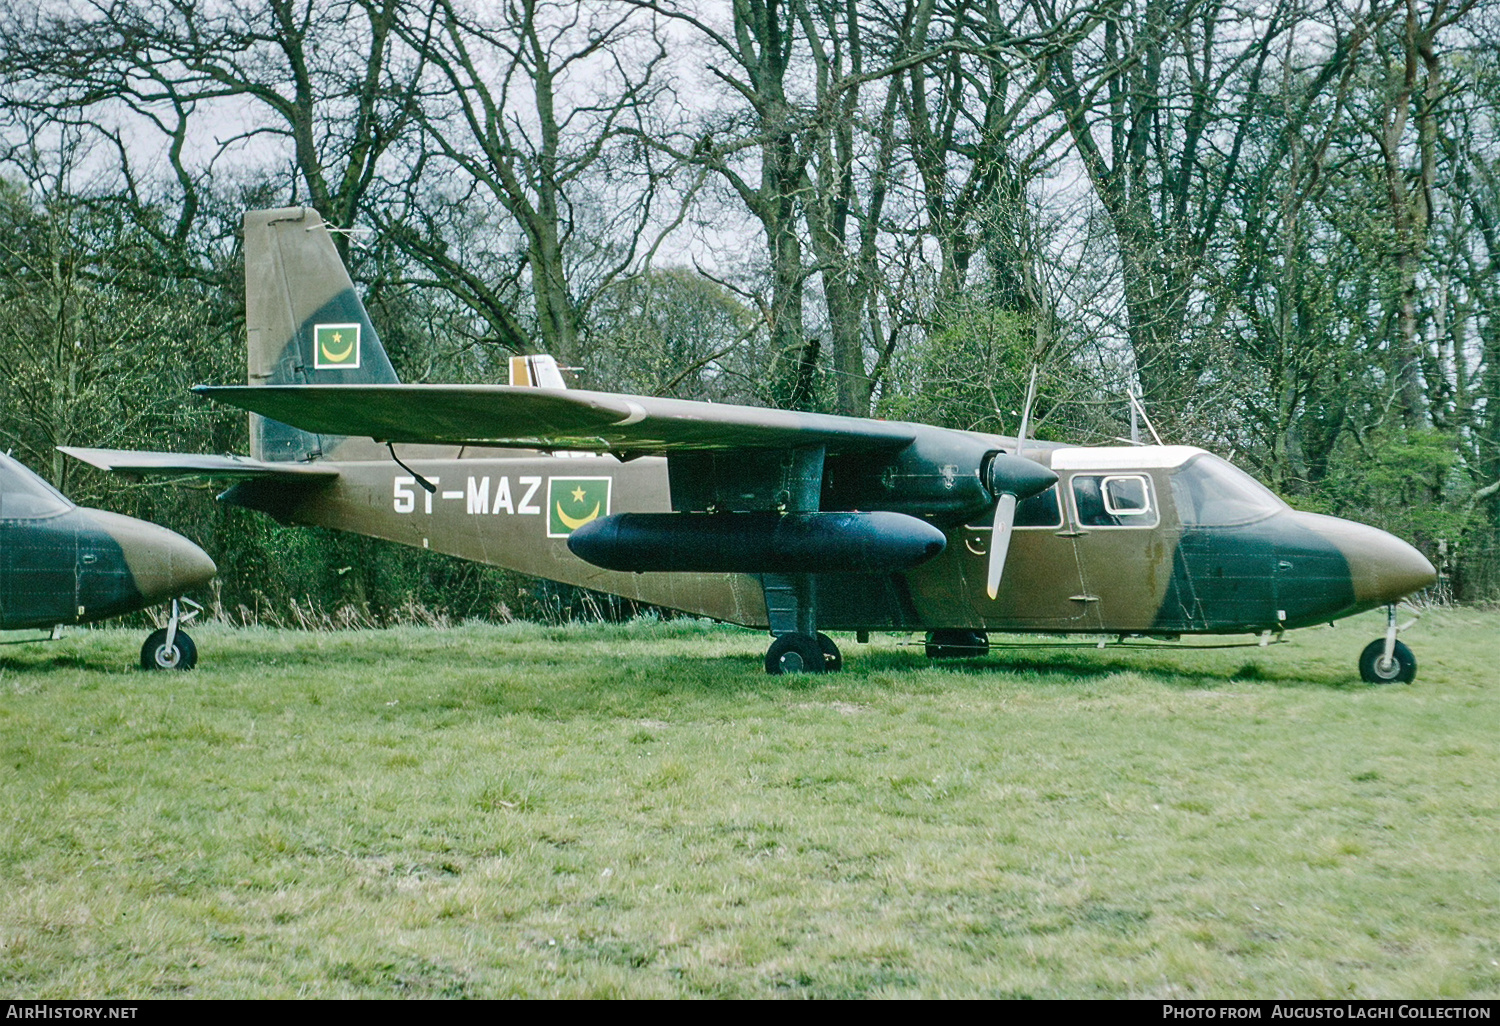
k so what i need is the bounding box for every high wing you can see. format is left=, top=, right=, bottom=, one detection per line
left=191, top=383, right=1058, bottom=592
left=60, top=446, right=340, bottom=480
left=192, top=384, right=920, bottom=455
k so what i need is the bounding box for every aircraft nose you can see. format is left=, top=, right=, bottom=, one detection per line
left=1299, top=512, right=1436, bottom=606
left=85, top=508, right=218, bottom=601
left=1354, top=529, right=1438, bottom=605
left=153, top=530, right=219, bottom=597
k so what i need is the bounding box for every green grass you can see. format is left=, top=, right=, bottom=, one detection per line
left=1, top=608, right=1497, bottom=998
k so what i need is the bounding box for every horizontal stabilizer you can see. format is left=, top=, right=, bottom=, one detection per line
left=59, top=447, right=340, bottom=480
left=193, top=385, right=919, bottom=455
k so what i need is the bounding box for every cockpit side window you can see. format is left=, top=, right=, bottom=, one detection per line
left=0, top=454, right=73, bottom=519
left=1169, top=454, right=1286, bottom=527
left=1015, top=484, right=1062, bottom=528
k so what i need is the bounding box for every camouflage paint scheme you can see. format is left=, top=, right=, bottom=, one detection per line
left=212, top=445, right=1434, bottom=636
left=0, top=451, right=216, bottom=631
left=65, top=208, right=1437, bottom=676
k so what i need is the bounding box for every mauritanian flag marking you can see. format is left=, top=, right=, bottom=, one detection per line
left=314, top=323, right=362, bottom=369
left=548, top=477, right=611, bottom=538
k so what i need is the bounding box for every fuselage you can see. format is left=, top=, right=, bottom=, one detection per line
left=224, top=442, right=1434, bottom=637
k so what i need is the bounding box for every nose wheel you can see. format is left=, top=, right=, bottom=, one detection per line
left=1359, top=604, right=1417, bottom=684
left=1359, top=639, right=1415, bottom=684
left=141, top=627, right=198, bottom=671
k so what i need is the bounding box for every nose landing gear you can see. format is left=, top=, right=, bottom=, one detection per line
left=140, top=597, right=202, bottom=671
left=1359, top=604, right=1418, bottom=684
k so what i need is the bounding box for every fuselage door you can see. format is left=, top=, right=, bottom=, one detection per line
left=1160, top=453, right=1294, bottom=633
left=947, top=483, right=1095, bottom=629
left=1064, top=472, right=1171, bottom=633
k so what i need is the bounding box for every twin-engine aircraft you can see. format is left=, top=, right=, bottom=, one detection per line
left=65, top=208, right=1437, bottom=681
left=0, top=450, right=216, bottom=668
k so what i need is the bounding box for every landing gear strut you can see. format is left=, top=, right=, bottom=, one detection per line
left=1358, top=604, right=1417, bottom=684
left=760, top=572, right=842, bottom=675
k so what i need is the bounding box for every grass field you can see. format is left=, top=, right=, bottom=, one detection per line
left=1, top=607, right=1497, bottom=999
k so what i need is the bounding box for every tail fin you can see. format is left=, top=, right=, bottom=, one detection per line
left=244, top=207, right=399, bottom=461
left=508, top=354, right=567, bottom=389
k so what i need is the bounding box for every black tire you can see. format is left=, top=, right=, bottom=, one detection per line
left=1358, top=639, right=1415, bottom=684
left=140, top=628, right=198, bottom=671
left=925, top=629, right=989, bottom=660
left=815, top=632, right=843, bottom=673
left=766, top=633, right=826, bottom=675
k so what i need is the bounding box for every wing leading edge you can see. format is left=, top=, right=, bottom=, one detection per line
left=192, top=384, right=920, bottom=456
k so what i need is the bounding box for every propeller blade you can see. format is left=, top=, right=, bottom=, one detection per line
left=987, top=491, right=1017, bottom=600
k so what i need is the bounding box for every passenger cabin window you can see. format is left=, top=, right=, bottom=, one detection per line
left=0, top=454, right=72, bottom=520
left=1014, top=484, right=1062, bottom=528
left=1072, top=474, right=1157, bottom=528
left=1169, top=454, right=1287, bottom=527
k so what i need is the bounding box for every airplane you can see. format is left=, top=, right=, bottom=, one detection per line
left=0, top=448, right=217, bottom=668
left=63, top=207, right=1438, bottom=682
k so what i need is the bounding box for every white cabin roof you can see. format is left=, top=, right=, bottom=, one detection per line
left=1049, top=445, right=1208, bottom=471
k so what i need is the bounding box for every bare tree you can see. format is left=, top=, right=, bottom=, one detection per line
left=0, top=0, right=424, bottom=259
left=1035, top=0, right=1304, bottom=424
left=381, top=0, right=673, bottom=365
left=1350, top=0, right=1479, bottom=427
left=0, top=141, right=229, bottom=491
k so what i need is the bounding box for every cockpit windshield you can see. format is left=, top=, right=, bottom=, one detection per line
left=0, top=452, right=73, bottom=519
left=1169, top=453, right=1287, bottom=527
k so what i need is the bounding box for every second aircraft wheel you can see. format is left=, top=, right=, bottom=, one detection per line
left=766, top=633, right=827, bottom=675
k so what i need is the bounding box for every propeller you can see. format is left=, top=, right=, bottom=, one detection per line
left=984, top=452, right=1056, bottom=599
left=985, top=367, right=1055, bottom=600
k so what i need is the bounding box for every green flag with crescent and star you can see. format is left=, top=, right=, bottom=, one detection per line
left=548, top=477, right=611, bottom=537
left=314, top=323, right=362, bottom=369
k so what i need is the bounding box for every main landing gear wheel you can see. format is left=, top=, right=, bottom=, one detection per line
left=925, top=629, right=989, bottom=660
left=141, top=628, right=198, bottom=671
left=1359, top=639, right=1416, bottom=684
left=815, top=632, right=842, bottom=673
left=766, top=632, right=839, bottom=675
